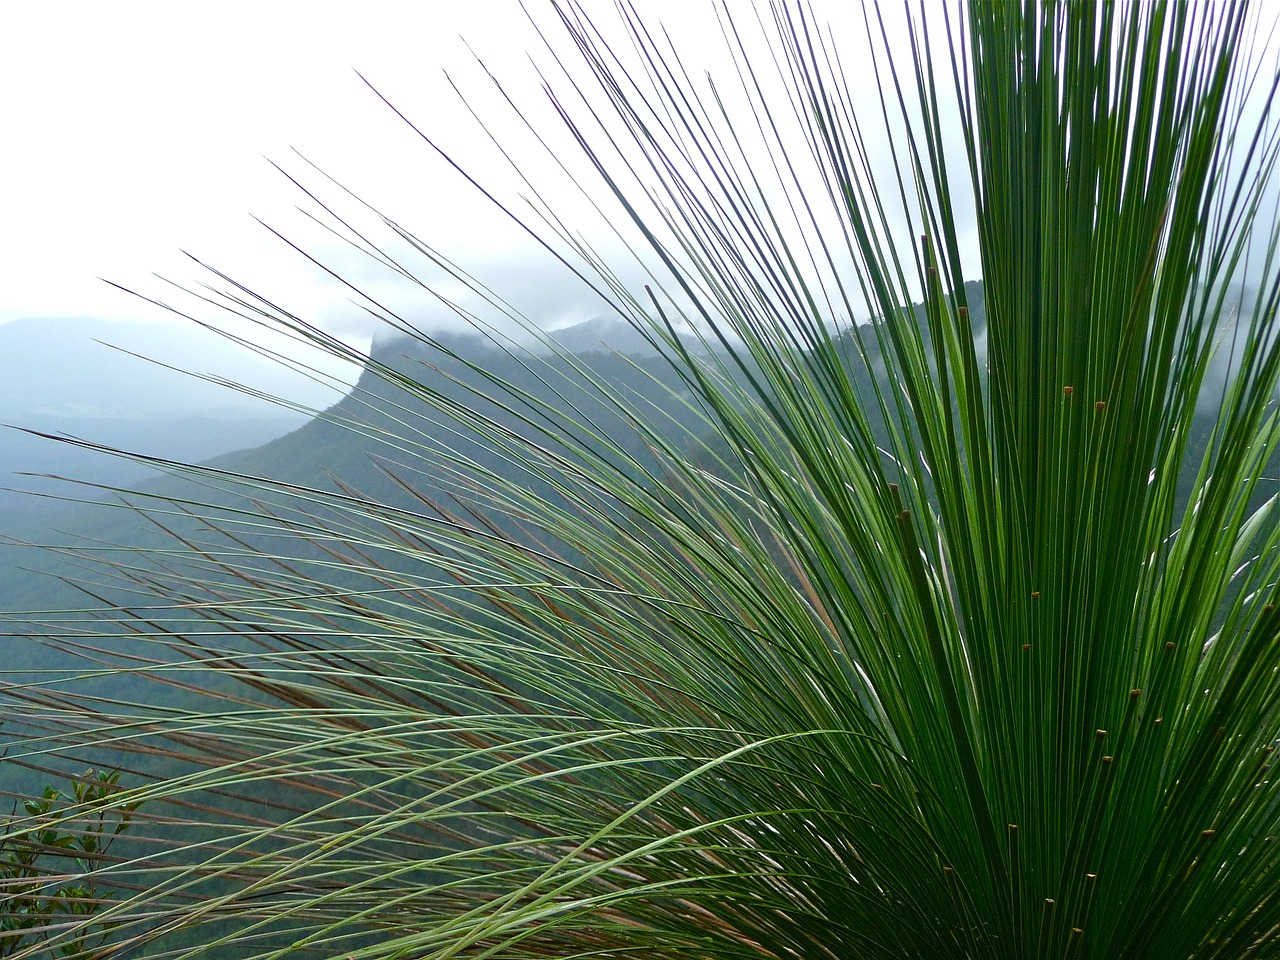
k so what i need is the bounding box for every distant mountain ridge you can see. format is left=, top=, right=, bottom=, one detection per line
left=0, top=322, right=702, bottom=619
left=0, top=286, right=991, bottom=626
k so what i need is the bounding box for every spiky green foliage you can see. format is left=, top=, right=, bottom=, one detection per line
left=4, top=2, right=1280, bottom=957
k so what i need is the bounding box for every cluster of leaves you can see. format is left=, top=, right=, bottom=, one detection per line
left=1, top=771, right=137, bottom=959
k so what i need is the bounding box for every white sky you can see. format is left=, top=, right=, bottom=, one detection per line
left=1, top=3, right=545, bottom=335
left=1, top=3, right=916, bottom=351
left=2, top=3, right=1276, bottom=364
left=0, top=1, right=920, bottom=420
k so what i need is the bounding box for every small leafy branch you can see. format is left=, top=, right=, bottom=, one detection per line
left=0, top=770, right=138, bottom=959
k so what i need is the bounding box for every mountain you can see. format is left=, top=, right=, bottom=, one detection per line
left=0, top=324, right=699, bottom=616
left=0, top=287, right=992, bottom=625
left=0, top=321, right=715, bottom=807
left=0, top=315, right=349, bottom=536
left=1, top=413, right=305, bottom=513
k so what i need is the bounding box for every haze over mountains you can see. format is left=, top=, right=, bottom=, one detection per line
left=0, top=317, right=338, bottom=510
left=0, top=312, right=695, bottom=613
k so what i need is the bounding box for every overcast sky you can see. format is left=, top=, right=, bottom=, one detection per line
left=2, top=4, right=547, bottom=335
left=2, top=2, right=925, bottom=355
left=3, top=4, right=1276, bottom=368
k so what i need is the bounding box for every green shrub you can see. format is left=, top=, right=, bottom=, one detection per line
left=1, top=771, right=136, bottom=959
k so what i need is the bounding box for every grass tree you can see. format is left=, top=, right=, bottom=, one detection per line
left=4, top=1, right=1280, bottom=957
